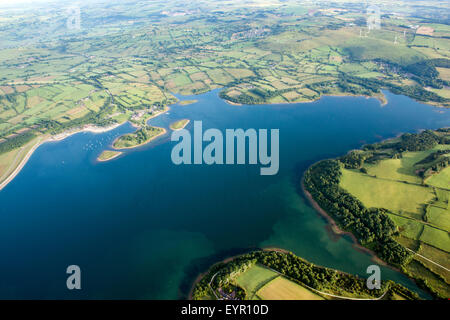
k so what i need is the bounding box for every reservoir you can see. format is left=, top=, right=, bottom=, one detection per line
left=0, top=89, right=448, bottom=299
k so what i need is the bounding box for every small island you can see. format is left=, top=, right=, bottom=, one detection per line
left=170, top=119, right=190, bottom=131
left=97, top=150, right=123, bottom=162
left=112, top=125, right=166, bottom=150
left=178, top=100, right=197, bottom=106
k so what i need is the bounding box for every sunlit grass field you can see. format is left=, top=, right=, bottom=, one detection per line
left=256, top=276, right=324, bottom=300
left=426, top=167, right=450, bottom=190
left=340, top=168, right=435, bottom=218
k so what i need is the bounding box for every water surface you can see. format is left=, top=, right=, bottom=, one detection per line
left=0, top=90, right=448, bottom=299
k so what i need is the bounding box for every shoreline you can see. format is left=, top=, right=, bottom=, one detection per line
left=0, top=136, right=45, bottom=192
left=300, top=177, right=389, bottom=266
left=0, top=122, right=123, bottom=192
left=224, top=99, right=243, bottom=106
left=50, top=122, right=123, bottom=142
left=0, top=104, right=172, bottom=192
left=224, top=91, right=388, bottom=107
left=145, top=106, right=169, bottom=121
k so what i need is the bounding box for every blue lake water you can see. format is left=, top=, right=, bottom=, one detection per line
left=0, top=89, right=448, bottom=299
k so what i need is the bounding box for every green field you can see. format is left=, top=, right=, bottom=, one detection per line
left=427, top=167, right=450, bottom=190
left=235, top=264, right=279, bottom=299
left=387, top=214, right=424, bottom=240
left=340, top=168, right=435, bottom=219
left=405, top=260, right=450, bottom=298
left=256, top=276, right=324, bottom=300
left=340, top=145, right=450, bottom=255
left=417, top=243, right=450, bottom=283
left=426, top=205, right=450, bottom=232
left=420, top=225, right=450, bottom=252
left=234, top=264, right=324, bottom=300
left=365, top=149, right=440, bottom=184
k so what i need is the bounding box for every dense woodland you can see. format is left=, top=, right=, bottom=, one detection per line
left=0, top=132, right=35, bottom=155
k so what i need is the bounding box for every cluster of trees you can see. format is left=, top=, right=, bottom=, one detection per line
left=219, top=90, right=261, bottom=104
left=403, top=259, right=448, bottom=300
left=404, top=58, right=450, bottom=88
left=305, top=81, right=332, bottom=95
left=397, top=130, right=442, bottom=151
left=416, top=149, right=450, bottom=179
left=256, top=251, right=373, bottom=294
left=219, top=87, right=291, bottom=105
left=340, top=151, right=371, bottom=169
left=388, top=84, right=447, bottom=104
left=192, top=255, right=256, bottom=300
left=0, top=92, right=19, bottom=106
left=340, top=131, right=449, bottom=182
left=303, top=160, right=411, bottom=266
left=403, top=60, right=442, bottom=88
left=386, top=281, right=422, bottom=300
left=117, top=126, right=160, bottom=145
left=374, top=58, right=450, bottom=88
left=0, top=132, right=35, bottom=155
left=250, top=87, right=288, bottom=100
left=416, top=149, right=450, bottom=166
left=364, top=130, right=448, bottom=153
left=337, top=74, right=374, bottom=96
left=338, top=73, right=448, bottom=104
left=139, top=126, right=159, bottom=141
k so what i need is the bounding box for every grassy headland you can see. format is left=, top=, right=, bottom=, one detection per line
left=303, top=128, right=450, bottom=299
left=191, top=249, right=420, bottom=300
